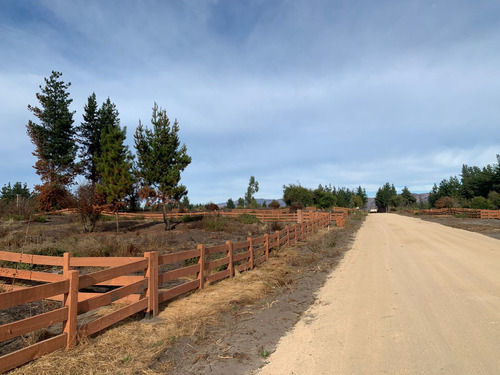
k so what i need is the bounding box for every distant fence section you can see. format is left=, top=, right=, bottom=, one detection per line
left=100, top=208, right=350, bottom=227
left=409, top=208, right=500, bottom=220
left=0, top=210, right=347, bottom=373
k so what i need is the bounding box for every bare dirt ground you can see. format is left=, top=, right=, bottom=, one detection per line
left=258, top=213, right=500, bottom=374
left=402, top=212, right=500, bottom=240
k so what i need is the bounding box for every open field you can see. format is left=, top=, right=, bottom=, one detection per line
left=401, top=212, right=500, bottom=240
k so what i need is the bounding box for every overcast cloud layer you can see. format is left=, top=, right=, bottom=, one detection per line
left=1, top=0, right=499, bottom=203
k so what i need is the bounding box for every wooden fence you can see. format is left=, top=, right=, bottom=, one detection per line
left=410, top=208, right=500, bottom=219
left=108, top=208, right=350, bottom=226
left=0, top=212, right=337, bottom=373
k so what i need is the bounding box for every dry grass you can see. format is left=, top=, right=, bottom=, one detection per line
left=5, top=216, right=364, bottom=375
left=10, top=269, right=270, bottom=375
left=8, top=233, right=332, bottom=375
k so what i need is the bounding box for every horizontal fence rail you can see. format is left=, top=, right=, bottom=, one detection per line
left=408, top=208, right=500, bottom=220
left=0, top=211, right=344, bottom=372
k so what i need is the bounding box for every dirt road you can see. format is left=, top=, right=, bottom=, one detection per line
left=258, top=214, right=500, bottom=374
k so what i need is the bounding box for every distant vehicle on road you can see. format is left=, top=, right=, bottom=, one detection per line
left=369, top=208, right=378, bottom=213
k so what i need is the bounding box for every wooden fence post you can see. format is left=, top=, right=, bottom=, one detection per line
left=198, top=244, right=205, bottom=289
left=144, top=252, right=159, bottom=316
left=294, top=224, right=298, bottom=244
left=275, top=230, right=280, bottom=250
left=226, top=240, right=234, bottom=278
left=63, top=269, right=79, bottom=348
left=247, top=237, right=254, bottom=269
left=297, top=209, right=303, bottom=224
left=286, top=226, right=290, bottom=246
left=63, top=252, right=73, bottom=274
left=264, top=234, right=269, bottom=261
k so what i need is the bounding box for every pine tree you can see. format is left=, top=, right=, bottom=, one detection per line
left=375, top=183, right=397, bottom=212
left=96, top=118, right=134, bottom=232
left=26, top=71, right=77, bottom=210
left=78, top=96, right=120, bottom=187
left=400, top=186, right=417, bottom=207
left=134, top=103, right=191, bottom=230
left=226, top=198, right=235, bottom=209
left=77, top=93, right=101, bottom=185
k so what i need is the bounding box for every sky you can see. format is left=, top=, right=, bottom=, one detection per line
left=1, top=0, right=499, bottom=204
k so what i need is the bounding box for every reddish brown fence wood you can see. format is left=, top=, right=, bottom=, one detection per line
left=0, top=211, right=338, bottom=372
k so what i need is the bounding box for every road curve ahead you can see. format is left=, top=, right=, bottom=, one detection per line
left=258, top=214, right=500, bottom=375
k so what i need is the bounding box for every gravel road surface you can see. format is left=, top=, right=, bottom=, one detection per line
left=258, top=213, right=500, bottom=374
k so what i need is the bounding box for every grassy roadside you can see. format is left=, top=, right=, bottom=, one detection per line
left=9, top=212, right=365, bottom=375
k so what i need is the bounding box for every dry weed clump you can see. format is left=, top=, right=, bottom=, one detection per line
left=10, top=272, right=270, bottom=375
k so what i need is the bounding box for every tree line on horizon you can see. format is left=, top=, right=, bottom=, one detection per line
left=374, top=155, right=500, bottom=212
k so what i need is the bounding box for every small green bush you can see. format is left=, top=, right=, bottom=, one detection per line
left=33, top=215, right=48, bottom=223
left=181, top=215, right=204, bottom=223
left=202, top=215, right=231, bottom=231
left=237, top=214, right=260, bottom=224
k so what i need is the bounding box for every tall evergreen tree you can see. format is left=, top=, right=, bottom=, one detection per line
left=95, top=118, right=134, bottom=232
left=134, top=103, right=191, bottom=230
left=375, top=182, right=397, bottom=212
left=78, top=96, right=120, bottom=186
left=26, top=71, right=77, bottom=210
left=356, top=185, right=368, bottom=207
left=400, top=186, right=417, bottom=207
left=77, top=93, right=101, bottom=185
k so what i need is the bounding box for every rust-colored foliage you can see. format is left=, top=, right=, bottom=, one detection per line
left=205, top=203, right=219, bottom=211
left=35, top=183, right=72, bottom=212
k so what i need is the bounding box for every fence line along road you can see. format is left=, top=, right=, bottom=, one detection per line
left=0, top=211, right=345, bottom=373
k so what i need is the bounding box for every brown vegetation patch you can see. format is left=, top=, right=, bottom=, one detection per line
left=402, top=212, right=500, bottom=240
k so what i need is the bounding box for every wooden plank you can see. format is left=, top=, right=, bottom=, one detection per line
left=70, top=257, right=140, bottom=267
left=206, top=256, right=229, bottom=270
left=77, top=278, right=148, bottom=314
left=46, top=292, right=101, bottom=303
left=232, top=240, right=250, bottom=250
left=0, top=251, right=64, bottom=266
left=0, top=267, right=63, bottom=282
left=236, top=262, right=251, bottom=272
left=253, top=255, right=266, bottom=266
left=0, top=280, right=68, bottom=309
left=81, top=298, right=148, bottom=337
left=79, top=259, right=148, bottom=289
left=206, top=269, right=230, bottom=283
left=159, top=264, right=199, bottom=283
left=96, top=275, right=143, bottom=286
left=205, top=244, right=229, bottom=256
left=0, top=333, right=67, bottom=374
left=252, top=236, right=266, bottom=244
left=0, top=307, right=68, bottom=342
left=159, top=248, right=200, bottom=265
left=158, top=279, right=199, bottom=303
left=233, top=251, right=250, bottom=262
